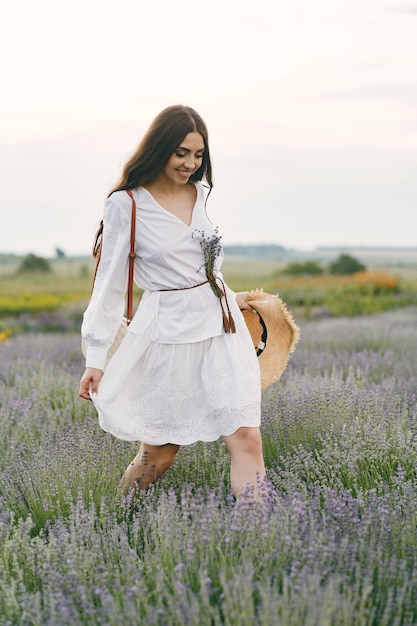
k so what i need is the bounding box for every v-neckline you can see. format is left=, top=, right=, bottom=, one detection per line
left=142, top=184, right=198, bottom=228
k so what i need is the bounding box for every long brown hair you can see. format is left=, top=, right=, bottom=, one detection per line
left=112, top=105, right=212, bottom=193
left=92, top=105, right=213, bottom=258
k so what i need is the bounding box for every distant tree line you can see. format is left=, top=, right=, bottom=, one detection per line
left=281, top=254, right=366, bottom=276
left=15, top=248, right=67, bottom=274
left=224, top=244, right=288, bottom=259
left=17, top=254, right=52, bottom=273
left=14, top=251, right=366, bottom=278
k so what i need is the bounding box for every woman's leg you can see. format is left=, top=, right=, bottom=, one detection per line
left=120, top=442, right=180, bottom=496
left=223, top=426, right=266, bottom=497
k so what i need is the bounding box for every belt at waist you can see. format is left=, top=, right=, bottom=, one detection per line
left=158, top=280, right=209, bottom=292
left=157, top=276, right=236, bottom=334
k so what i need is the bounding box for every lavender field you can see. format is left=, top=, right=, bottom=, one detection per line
left=1, top=307, right=417, bottom=625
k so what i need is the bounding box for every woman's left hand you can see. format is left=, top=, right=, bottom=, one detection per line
left=79, top=367, right=103, bottom=400
left=236, top=291, right=256, bottom=312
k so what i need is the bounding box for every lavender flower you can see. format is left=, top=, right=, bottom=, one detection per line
left=192, top=227, right=236, bottom=332
left=192, top=227, right=223, bottom=297
left=1, top=308, right=417, bottom=623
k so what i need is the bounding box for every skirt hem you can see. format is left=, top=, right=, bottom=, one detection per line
left=99, top=418, right=261, bottom=446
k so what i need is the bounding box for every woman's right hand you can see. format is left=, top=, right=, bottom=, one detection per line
left=79, top=367, right=103, bottom=400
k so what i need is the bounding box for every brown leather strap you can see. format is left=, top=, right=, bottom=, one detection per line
left=158, top=280, right=209, bottom=292
left=91, top=190, right=137, bottom=324
left=207, top=273, right=236, bottom=333
left=125, top=190, right=137, bottom=324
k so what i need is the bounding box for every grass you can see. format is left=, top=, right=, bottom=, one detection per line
left=0, top=256, right=416, bottom=334
left=1, top=307, right=417, bottom=624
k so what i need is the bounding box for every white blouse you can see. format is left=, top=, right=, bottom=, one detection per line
left=81, top=182, right=231, bottom=370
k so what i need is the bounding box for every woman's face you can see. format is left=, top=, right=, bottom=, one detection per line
left=162, top=132, right=205, bottom=185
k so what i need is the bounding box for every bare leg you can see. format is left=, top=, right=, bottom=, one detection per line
left=223, top=426, right=266, bottom=498
left=120, top=442, right=180, bottom=497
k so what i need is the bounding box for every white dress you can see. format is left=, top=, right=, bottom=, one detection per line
left=81, top=182, right=261, bottom=445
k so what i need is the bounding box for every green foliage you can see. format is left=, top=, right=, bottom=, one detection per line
left=329, top=253, right=366, bottom=275
left=0, top=256, right=415, bottom=326
left=79, top=264, right=90, bottom=278
left=281, top=260, right=324, bottom=276
left=55, top=247, right=66, bottom=258
left=17, top=253, right=52, bottom=274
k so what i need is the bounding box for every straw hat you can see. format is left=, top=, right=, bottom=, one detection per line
left=242, top=289, right=300, bottom=388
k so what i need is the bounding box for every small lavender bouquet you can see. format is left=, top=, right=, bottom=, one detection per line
left=192, top=228, right=236, bottom=333
left=192, top=227, right=223, bottom=297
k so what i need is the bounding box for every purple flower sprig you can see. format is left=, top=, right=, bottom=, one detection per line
left=192, top=228, right=223, bottom=298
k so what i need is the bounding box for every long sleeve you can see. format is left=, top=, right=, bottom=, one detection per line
left=81, top=192, right=132, bottom=370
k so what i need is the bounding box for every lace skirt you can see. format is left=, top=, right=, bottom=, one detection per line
left=92, top=329, right=261, bottom=445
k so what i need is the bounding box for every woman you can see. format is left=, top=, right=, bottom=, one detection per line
left=79, top=105, right=265, bottom=498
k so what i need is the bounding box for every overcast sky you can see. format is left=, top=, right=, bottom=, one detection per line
left=1, top=0, right=416, bottom=256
